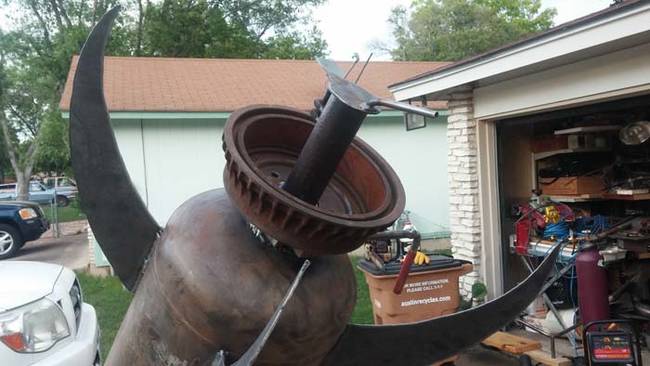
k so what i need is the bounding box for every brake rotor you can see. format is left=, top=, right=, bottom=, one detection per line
left=222, top=105, right=405, bottom=256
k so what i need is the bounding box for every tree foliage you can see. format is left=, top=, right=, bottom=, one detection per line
left=389, top=0, right=556, bottom=61
left=141, top=0, right=326, bottom=58
left=0, top=0, right=327, bottom=197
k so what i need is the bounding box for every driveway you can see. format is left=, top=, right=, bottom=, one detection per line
left=7, top=220, right=89, bottom=270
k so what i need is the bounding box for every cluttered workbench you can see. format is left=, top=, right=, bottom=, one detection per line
left=506, top=121, right=650, bottom=365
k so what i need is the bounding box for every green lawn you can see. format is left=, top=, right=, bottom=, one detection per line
left=77, top=272, right=132, bottom=361
left=350, top=257, right=374, bottom=324
left=77, top=257, right=374, bottom=359
left=40, top=200, right=86, bottom=223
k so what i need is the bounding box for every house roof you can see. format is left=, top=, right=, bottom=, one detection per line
left=59, top=56, right=449, bottom=113
left=389, top=0, right=650, bottom=101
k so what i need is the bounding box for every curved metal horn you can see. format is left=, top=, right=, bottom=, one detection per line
left=323, top=245, right=561, bottom=366
left=70, top=6, right=160, bottom=290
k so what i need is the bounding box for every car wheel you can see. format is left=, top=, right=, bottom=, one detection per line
left=0, top=224, right=23, bottom=260
left=56, top=195, right=69, bottom=207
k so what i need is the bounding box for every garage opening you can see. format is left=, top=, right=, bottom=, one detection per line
left=495, top=94, right=650, bottom=330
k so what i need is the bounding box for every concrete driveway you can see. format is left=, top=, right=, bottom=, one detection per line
left=7, top=220, right=89, bottom=270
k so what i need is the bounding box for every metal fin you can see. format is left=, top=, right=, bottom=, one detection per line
left=323, top=245, right=561, bottom=366
left=69, top=6, right=160, bottom=290
left=215, top=260, right=311, bottom=366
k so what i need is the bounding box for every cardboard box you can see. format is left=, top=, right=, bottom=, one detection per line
left=539, top=176, right=605, bottom=195
left=531, top=135, right=568, bottom=153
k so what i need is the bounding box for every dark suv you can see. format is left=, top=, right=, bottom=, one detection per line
left=0, top=201, right=50, bottom=259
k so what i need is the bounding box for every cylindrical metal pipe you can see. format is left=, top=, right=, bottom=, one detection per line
left=282, top=96, right=367, bottom=204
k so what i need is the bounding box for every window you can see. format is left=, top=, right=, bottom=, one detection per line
left=30, top=183, right=45, bottom=192
left=0, top=184, right=15, bottom=193
left=60, top=178, right=75, bottom=187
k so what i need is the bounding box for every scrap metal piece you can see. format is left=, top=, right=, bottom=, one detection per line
left=72, top=9, right=560, bottom=366
left=327, top=73, right=438, bottom=118
left=69, top=6, right=160, bottom=290
left=281, top=94, right=370, bottom=204
left=315, top=57, right=345, bottom=78
left=282, top=72, right=436, bottom=205
left=222, top=106, right=405, bottom=256
left=322, top=244, right=561, bottom=366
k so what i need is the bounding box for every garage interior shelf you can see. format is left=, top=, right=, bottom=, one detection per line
left=533, top=147, right=611, bottom=160
left=548, top=194, right=650, bottom=202
left=553, top=125, right=620, bottom=135
left=602, top=193, right=650, bottom=201
left=546, top=194, right=605, bottom=202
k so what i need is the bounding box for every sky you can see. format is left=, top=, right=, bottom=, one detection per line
left=0, top=0, right=615, bottom=59
left=313, top=0, right=614, bottom=61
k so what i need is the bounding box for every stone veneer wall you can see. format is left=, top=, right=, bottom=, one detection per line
left=446, top=92, right=482, bottom=298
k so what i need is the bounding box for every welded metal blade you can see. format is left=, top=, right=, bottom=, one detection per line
left=69, top=6, right=160, bottom=290
left=316, top=57, right=345, bottom=78
left=322, top=245, right=561, bottom=366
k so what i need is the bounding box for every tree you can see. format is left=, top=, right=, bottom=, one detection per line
left=34, top=113, right=70, bottom=174
left=0, top=0, right=327, bottom=200
left=388, top=0, right=556, bottom=61
left=142, top=0, right=327, bottom=59
left=0, top=41, right=46, bottom=199
left=262, top=28, right=328, bottom=59
left=0, top=0, right=133, bottom=199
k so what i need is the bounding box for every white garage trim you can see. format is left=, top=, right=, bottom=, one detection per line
left=473, top=42, right=650, bottom=120
left=477, top=120, right=503, bottom=299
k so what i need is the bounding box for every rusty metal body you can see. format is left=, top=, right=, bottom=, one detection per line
left=107, top=189, right=356, bottom=365
left=70, top=8, right=562, bottom=366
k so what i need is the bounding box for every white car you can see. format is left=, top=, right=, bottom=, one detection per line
left=0, top=261, right=100, bottom=365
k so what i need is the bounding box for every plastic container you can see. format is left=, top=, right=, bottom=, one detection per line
left=359, top=257, right=472, bottom=324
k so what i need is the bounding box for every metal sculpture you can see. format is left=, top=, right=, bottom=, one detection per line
left=70, top=7, right=560, bottom=366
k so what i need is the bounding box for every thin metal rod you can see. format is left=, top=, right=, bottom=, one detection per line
left=518, top=319, right=557, bottom=358
left=539, top=262, right=574, bottom=294
left=354, top=53, right=373, bottom=83
left=368, top=99, right=439, bottom=118
left=343, top=55, right=359, bottom=80
left=521, top=256, right=577, bottom=350
left=516, top=318, right=581, bottom=359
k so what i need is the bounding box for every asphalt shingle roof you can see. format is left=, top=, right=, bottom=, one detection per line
left=59, top=56, right=449, bottom=112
